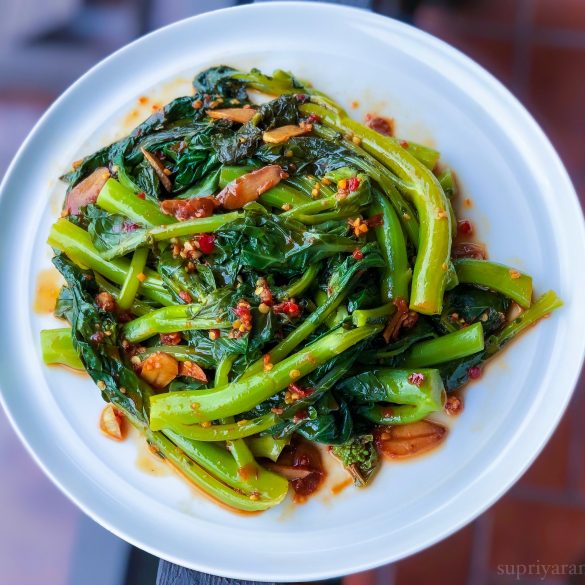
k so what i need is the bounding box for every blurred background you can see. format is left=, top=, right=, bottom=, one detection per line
left=1, top=0, right=584, bottom=584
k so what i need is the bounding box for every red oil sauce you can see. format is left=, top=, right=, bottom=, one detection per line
left=128, top=429, right=261, bottom=516
left=448, top=175, right=487, bottom=260
left=238, top=463, right=258, bottom=481
left=49, top=363, right=88, bottom=378
left=33, top=269, right=63, bottom=314
left=277, top=437, right=326, bottom=504
left=135, top=441, right=170, bottom=477
left=330, top=477, right=352, bottom=496
left=365, top=113, right=395, bottom=136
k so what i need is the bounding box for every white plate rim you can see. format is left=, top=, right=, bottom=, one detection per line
left=0, top=2, right=584, bottom=580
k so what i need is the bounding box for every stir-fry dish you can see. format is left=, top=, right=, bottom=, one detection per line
left=40, top=67, right=562, bottom=511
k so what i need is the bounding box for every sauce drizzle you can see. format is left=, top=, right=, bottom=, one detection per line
left=34, top=269, right=63, bottom=314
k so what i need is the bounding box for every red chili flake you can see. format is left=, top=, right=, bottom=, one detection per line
left=136, top=192, right=146, bottom=200
left=178, top=291, right=192, bottom=303
left=457, top=219, right=474, bottom=236
left=160, top=332, right=182, bottom=345
left=445, top=395, right=463, bottom=416
left=352, top=248, right=364, bottom=260
left=234, top=305, right=251, bottom=319
left=117, top=311, right=133, bottom=324
left=294, top=94, right=309, bottom=103
left=273, top=301, right=300, bottom=318
left=408, top=372, right=425, bottom=387
left=394, top=297, right=409, bottom=314
left=468, top=366, right=482, bottom=380
left=399, top=140, right=409, bottom=148
left=197, top=233, right=215, bottom=254
left=366, top=214, right=383, bottom=228
left=232, top=301, right=253, bottom=335
left=288, top=383, right=314, bottom=398
left=347, top=177, right=360, bottom=192
left=365, top=114, right=394, bottom=136
left=96, top=292, right=116, bottom=312
left=306, top=113, right=321, bottom=124
left=293, top=409, right=309, bottom=424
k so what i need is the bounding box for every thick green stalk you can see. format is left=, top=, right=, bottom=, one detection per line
left=314, top=290, right=348, bottom=329
left=101, top=213, right=243, bottom=259
left=489, top=290, right=563, bottom=351
left=96, top=213, right=242, bottom=261
left=153, top=430, right=288, bottom=510
left=231, top=69, right=342, bottom=111
left=286, top=175, right=336, bottom=198
left=454, top=259, right=533, bottom=308
left=370, top=190, right=411, bottom=302
left=117, top=247, right=149, bottom=310
left=123, top=304, right=231, bottom=342
left=352, top=303, right=395, bottom=327
left=359, top=402, right=439, bottom=425
left=48, top=219, right=173, bottom=306
left=219, top=165, right=255, bottom=184
left=150, top=325, right=382, bottom=427
left=278, top=264, right=319, bottom=300
left=405, top=142, right=440, bottom=170
left=40, top=328, right=83, bottom=370
left=149, top=212, right=241, bottom=241
left=135, top=356, right=288, bottom=509
left=247, top=436, right=289, bottom=462
left=96, top=179, right=174, bottom=227
left=93, top=274, right=153, bottom=317
left=214, top=354, right=236, bottom=388
left=296, top=209, right=356, bottom=225
left=283, top=197, right=336, bottom=218
left=353, top=368, right=445, bottom=424
left=437, top=168, right=456, bottom=197
left=302, top=104, right=452, bottom=314
left=403, top=322, right=485, bottom=367
left=214, top=354, right=256, bottom=469
left=114, top=384, right=286, bottom=511
left=158, top=413, right=279, bottom=442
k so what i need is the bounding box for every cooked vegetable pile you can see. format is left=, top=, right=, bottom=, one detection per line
left=41, top=66, right=562, bottom=511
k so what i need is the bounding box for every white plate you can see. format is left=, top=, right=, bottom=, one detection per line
left=1, top=3, right=584, bottom=581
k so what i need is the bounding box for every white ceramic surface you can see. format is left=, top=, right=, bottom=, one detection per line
left=1, top=3, right=584, bottom=581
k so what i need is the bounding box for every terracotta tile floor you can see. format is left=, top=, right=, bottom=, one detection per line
left=1, top=2, right=585, bottom=584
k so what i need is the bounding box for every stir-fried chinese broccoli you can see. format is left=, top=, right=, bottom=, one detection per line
left=332, top=435, right=379, bottom=487
left=40, top=65, right=562, bottom=512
